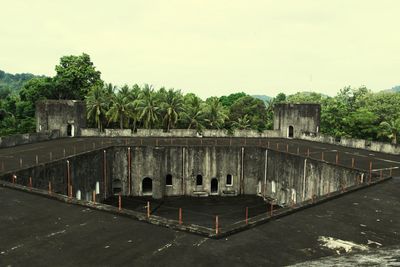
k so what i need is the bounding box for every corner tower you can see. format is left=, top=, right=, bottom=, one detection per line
left=36, top=100, right=87, bottom=137
left=273, top=103, right=321, bottom=138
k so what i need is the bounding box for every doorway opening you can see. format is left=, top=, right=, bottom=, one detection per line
left=67, top=124, right=74, bottom=137
left=211, top=178, right=218, bottom=195
left=142, top=177, right=152, bottom=196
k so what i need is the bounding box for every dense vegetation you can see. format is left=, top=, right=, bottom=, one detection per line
left=0, top=53, right=399, bottom=144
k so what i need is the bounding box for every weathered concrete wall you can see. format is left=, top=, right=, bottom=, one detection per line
left=0, top=130, right=60, bottom=148
left=274, top=104, right=321, bottom=138
left=265, top=150, right=364, bottom=205
left=110, top=145, right=364, bottom=203
left=300, top=133, right=400, bottom=155
left=0, top=149, right=113, bottom=201
left=36, top=100, right=86, bottom=137
left=1, top=144, right=365, bottom=205
left=80, top=128, right=283, bottom=138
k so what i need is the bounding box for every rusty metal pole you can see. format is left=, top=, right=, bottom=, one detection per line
left=48, top=181, right=52, bottom=195
left=147, top=201, right=150, bottom=218
left=127, top=147, right=131, bottom=195
left=270, top=202, right=274, bottom=217
left=29, top=177, right=32, bottom=189
left=369, top=161, right=372, bottom=184
left=103, top=150, right=107, bottom=199
left=351, top=158, right=355, bottom=168
left=118, top=194, right=122, bottom=211
left=67, top=160, right=71, bottom=197
left=321, top=152, right=324, bottom=161
left=215, top=215, right=219, bottom=235
left=245, top=207, right=248, bottom=225
left=179, top=208, right=182, bottom=225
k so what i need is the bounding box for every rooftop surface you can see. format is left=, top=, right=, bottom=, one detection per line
left=1, top=176, right=399, bottom=266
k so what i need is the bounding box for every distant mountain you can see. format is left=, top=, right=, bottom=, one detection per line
left=0, top=69, right=41, bottom=93
left=381, top=85, right=400, bottom=93
left=252, top=94, right=272, bottom=104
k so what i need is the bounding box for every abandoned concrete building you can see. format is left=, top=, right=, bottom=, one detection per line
left=36, top=100, right=86, bottom=137
left=31, top=101, right=328, bottom=203
left=273, top=103, right=320, bottom=138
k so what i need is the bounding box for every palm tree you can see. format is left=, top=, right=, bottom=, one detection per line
left=161, top=89, right=184, bottom=132
left=181, top=93, right=205, bottom=131
left=106, top=90, right=131, bottom=129
left=85, top=85, right=109, bottom=131
left=232, top=114, right=251, bottom=130
left=136, top=84, right=159, bottom=129
left=126, top=84, right=141, bottom=131
left=203, top=97, right=228, bottom=129
left=379, top=118, right=400, bottom=144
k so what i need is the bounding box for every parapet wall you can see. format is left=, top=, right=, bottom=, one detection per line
left=80, top=128, right=283, bottom=138
left=300, top=133, right=400, bottom=155
left=0, top=130, right=60, bottom=149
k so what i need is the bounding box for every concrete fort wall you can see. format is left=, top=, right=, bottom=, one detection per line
left=110, top=146, right=364, bottom=205
left=0, top=149, right=113, bottom=201
left=300, top=133, right=400, bottom=155
left=265, top=150, right=363, bottom=205
left=0, top=131, right=60, bottom=148
left=1, top=145, right=365, bottom=206
left=80, top=128, right=283, bottom=138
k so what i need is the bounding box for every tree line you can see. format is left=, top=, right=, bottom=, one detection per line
left=0, top=53, right=399, bottom=144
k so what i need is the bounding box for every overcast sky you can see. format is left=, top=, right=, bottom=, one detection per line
left=1, top=0, right=399, bottom=98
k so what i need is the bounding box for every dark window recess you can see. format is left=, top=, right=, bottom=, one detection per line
left=226, top=174, right=232, bottom=185
left=288, top=125, right=294, bottom=138
left=166, top=174, right=172, bottom=185
left=196, top=175, right=203, bottom=186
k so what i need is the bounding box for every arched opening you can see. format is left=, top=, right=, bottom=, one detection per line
left=196, top=175, right=203, bottom=186
left=67, top=124, right=74, bottom=137
left=288, top=125, right=294, bottom=138
left=226, top=174, right=233, bottom=186
left=166, top=174, right=172, bottom=186
left=211, top=178, right=218, bottom=194
left=142, top=177, right=152, bottom=196
left=112, top=179, right=122, bottom=194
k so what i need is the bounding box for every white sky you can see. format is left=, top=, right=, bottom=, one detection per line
left=1, top=0, right=399, bottom=99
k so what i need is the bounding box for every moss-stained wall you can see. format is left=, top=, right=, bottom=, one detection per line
left=1, top=145, right=365, bottom=204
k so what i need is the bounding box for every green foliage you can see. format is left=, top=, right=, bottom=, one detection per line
left=1, top=54, right=400, bottom=144
left=219, top=92, right=247, bottom=107
left=54, top=53, right=102, bottom=100
left=0, top=69, right=38, bottom=94
left=229, top=96, right=268, bottom=132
